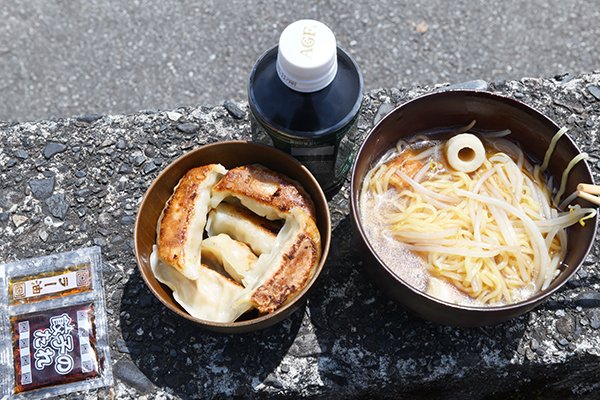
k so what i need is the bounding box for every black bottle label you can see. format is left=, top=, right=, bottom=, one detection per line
left=250, top=113, right=358, bottom=194
left=291, top=144, right=337, bottom=184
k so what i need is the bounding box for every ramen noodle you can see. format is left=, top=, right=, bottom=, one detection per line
left=360, top=126, right=596, bottom=306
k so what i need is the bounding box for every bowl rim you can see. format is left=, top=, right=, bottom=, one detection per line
left=134, top=139, right=332, bottom=329
left=350, top=89, right=598, bottom=312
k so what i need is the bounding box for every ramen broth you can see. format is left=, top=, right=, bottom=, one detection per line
left=361, top=195, right=491, bottom=306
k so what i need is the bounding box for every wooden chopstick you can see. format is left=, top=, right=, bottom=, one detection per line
left=577, top=183, right=600, bottom=195
left=577, top=183, right=600, bottom=207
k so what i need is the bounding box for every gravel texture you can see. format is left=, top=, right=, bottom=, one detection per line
left=1, top=74, right=600, bottom=399
left=1, top=1, right=600, bottom=122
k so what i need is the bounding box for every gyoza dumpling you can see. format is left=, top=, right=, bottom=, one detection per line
left=210, top=164, right=315, bottom=221
left=153, top=162, right=322, bottom=323
left=150, top=246, right=252, bottom=322
left=206, top=202, right=280, bottom=256
left=157, top=164, right=227, bottom=280
left=210, top=164, right=322, bottom=314
left=201, top=234, right=257, bottom=283
left=247, top=208, right=321, bottom=313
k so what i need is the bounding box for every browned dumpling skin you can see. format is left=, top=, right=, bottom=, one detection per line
left=210, top=164, right=321, bottom=314
left=250, top=215, right=321, bottom=313
left=157, top=164, right=227, bottom=280
left=210, top=164, right=316, bottom=221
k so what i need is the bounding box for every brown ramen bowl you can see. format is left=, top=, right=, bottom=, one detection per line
left=350, top=90, right=597, bottom=326
left=134, top=141, right=331, bottom=333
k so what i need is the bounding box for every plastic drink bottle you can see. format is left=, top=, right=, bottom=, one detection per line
left=248, top=19, right=363, bottom=195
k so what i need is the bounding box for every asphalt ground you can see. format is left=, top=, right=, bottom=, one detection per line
left=1, top=0, right=598, bottom=122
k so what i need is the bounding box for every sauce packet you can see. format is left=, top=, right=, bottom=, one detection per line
left=0, top=247, right=113, bottom=399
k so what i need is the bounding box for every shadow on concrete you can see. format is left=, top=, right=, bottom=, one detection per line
left=118, top=268, right=302, bottom=399
left=307, top=215, right=529, bottom=399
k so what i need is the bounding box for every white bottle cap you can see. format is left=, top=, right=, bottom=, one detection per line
left=276, top=19, right=338, bottom=93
